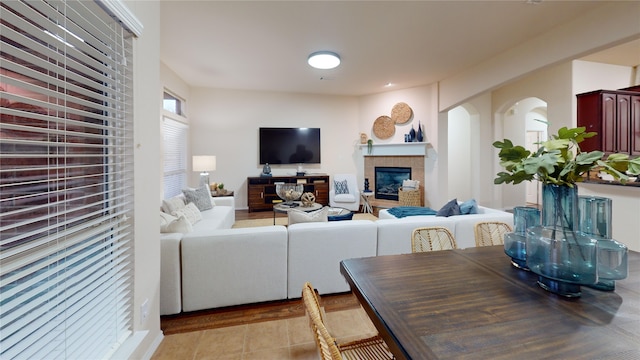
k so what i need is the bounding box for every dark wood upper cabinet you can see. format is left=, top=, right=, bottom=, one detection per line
left=577, top=88, right=640, bottom=156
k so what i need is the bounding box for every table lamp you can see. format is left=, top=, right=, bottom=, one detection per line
left=193, top=155, right=216, bottom=187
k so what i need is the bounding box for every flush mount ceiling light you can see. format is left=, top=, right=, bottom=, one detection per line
left=308, top=51, right=341, bottom=70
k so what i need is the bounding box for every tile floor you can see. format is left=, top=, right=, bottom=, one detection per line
left=151, top=306, right=378, bottom=360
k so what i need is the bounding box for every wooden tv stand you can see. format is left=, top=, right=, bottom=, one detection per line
left=247, top=175, right=329, bottom=212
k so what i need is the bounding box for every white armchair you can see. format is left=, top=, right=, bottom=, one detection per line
left=329, top=174, right=361, bottom=211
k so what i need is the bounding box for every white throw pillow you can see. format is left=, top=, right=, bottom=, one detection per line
left=288, top=207, right=329, bottom=225
left=173, top=202, right=203, bottom=225
left=162, top=215, right=193, bottom=234
left=182, top=185, right=213, bottom=211
left=160, top=211, right=177, bottom=229
left=162, top=196, right=185, bottom=214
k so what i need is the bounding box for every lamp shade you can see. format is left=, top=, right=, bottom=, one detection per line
left=307, top=51, right=340, bottom=70
left=193, top=155, right=216, bottom=172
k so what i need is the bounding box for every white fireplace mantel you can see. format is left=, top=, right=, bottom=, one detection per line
left=359, top=142, right=429, bottom=157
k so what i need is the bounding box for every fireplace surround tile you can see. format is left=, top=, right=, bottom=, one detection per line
left=364, top=155, right=425, bottom=209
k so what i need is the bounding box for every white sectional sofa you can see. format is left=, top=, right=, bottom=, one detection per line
left=160, top=197, right=513, bottom=315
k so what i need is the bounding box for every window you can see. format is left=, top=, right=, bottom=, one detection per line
left=163, top=117, right=188, bottom=198
left=163, top=91, right=184, bottom=116
left=1, top=1, right=139, bottom=358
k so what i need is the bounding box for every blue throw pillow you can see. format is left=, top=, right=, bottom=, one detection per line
left=334, top=179, right=349, bottom=194
left=459, top=199, right=478, bottom=215
left=436, top=198, right=461, bottom=217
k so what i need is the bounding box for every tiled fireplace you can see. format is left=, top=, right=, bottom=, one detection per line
left=364, top=151, right=425, bottom=209
left=375, top=166, right=411, bottom=201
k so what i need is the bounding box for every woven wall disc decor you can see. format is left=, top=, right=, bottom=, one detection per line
left=373, top=115, right=395, bottom=139
left=391, top=102, right=413, bottom=124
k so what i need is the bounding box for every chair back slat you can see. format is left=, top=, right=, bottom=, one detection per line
left=474, top=221, right=513, bottom=247
left=411, top=227, right=457, bottom=252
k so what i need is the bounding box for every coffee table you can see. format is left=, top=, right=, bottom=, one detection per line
left=273, top=201, right=322, bottom=225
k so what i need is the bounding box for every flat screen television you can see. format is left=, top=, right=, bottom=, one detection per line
left=259, top=127, right=321, bottom=164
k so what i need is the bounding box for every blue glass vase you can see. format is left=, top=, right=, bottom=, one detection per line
left=526, top=184, right=598, bottom=297
left=578, top=196, right=628, bottom=291
left=504, top=206, right=540, bottom=270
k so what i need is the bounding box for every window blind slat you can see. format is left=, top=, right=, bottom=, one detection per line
left=1, top=0, right=135, bottom=358
left=163, top=117, right=188, bottom=198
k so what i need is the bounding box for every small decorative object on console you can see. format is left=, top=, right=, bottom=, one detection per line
left=300, top=192, right=316, bottom=207
left=261, top=163, right=272, bottom=177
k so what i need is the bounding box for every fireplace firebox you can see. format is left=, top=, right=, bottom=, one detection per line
left=375, top=166, right=411, bottom=201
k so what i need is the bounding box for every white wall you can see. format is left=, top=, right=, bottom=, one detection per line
left=188, top=88, right=359, bottom=209
left=439, top=1, right=640, bottom=111
left=573, top=60, right=636, bottom=95
left=447, top=106, right=472, bottom=201
left=357, top=85, right=441, bottom=206
left=125, top=1, right=163, bottom=359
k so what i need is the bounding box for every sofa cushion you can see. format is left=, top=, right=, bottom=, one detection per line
left=183, top=185, right=213, bottom=211
left=459, top=199, right=478, bottom=215
left=188, top=205, right=235, bottom=234
left=162, top=196, right=185, bottom=214
left=174, top=202, right=202, bottom=225
left=288, top=207, right=328, bottom=225
left=164, top=215, right=193, bottom=233
left=334, top=179, right=349, bottom=194
left=437, top=198, right=461, bottom=217
left=334, top=193, right=356, bottom=203
left=160, top=211, right=177, bottom=228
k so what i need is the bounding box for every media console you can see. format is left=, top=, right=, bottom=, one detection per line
left=247, top=175, right=329, bottom=212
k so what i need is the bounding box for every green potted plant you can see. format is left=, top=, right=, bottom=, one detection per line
left=493, top=126, right=640, bottom=187
left=217, top=182, right=226, bottom=195
left=494, top=125, right=640, bottom=297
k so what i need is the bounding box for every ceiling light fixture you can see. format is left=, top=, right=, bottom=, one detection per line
left=308, top=51, right=341, bottom=70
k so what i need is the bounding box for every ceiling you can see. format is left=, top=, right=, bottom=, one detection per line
left=160, top=1, right=640, bottom=97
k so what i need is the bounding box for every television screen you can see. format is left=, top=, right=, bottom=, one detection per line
left=259, top=127, right=321, bottom=164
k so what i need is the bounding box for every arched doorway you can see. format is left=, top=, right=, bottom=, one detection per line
left=499, top=97, right=548, bottom=208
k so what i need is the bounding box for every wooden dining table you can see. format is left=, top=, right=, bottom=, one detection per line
left=340, top=246, right=640, bottom=360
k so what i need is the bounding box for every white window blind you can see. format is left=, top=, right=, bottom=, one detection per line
left=162, top=117, right=187, bottom=198
left=0, top=1, right=136, bottom=359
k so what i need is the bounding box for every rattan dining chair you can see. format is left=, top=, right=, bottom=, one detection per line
left=301, top=282, right=394, bottom=360
left=474, top=221, right=513, bottom=247
left=411, top=226, right=457, bottom=252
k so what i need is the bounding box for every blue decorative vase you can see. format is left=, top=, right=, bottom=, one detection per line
left=504, top=206, right=540, bottom=270
left=578, top=196, right=628, bottom=291
left=416, top=122, right=424, bottom=142
left=526, top=184, right=598, bottom=297
left=409, top=126, right=416, bottom=142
